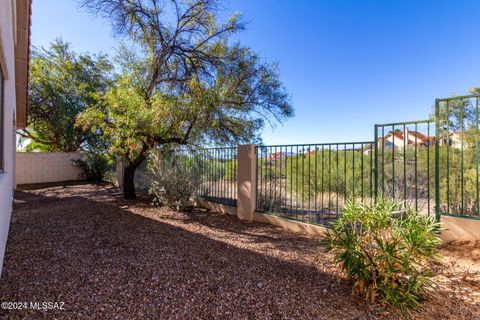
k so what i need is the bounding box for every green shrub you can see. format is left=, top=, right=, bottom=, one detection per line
left=322, top=197, right=441, bottom=310
left=72, top=152, right=111, bottom=181
left=257, top=179, right=286, bottom=213
left=149, top=155, right=202, bottom=212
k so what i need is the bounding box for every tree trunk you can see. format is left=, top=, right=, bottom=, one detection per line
left=123, top=165, right=138, bottom=199
left=122, top=149, right=149, bottom=199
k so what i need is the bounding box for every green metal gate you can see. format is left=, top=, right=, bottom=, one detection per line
left=250, top=94, right=480, bottom=227
left=372, top=94, right=480, bottom=222
left=435, top=94, right=480, bottom=221
left=374, top=120, right=436, bottom=217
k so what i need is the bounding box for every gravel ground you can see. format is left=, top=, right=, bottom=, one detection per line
left=0, top=183, right=479, bottom=319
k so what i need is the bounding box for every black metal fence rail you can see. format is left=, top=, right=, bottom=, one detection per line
left=255, top=142, right=374, bottom=226
left=195, top=147, right=238, bottom=206
left=134, top=157, right=155, bottom=193
left=131, top=95, right=480, bottom=223
left=133, top=147, right=238, bottom=207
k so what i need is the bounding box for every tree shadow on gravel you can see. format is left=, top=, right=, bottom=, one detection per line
left=121, top=193, right=324, bottom=256
left=2, top=185, right=479, bottom=320
left=175, top=208, right=323, bottom=255
left=1, top=186, right=369, bottom=320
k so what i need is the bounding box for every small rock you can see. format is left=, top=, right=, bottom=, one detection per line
left=30, top=280, right=41, bottom=286
left=257, top=282, right=263, bottom=288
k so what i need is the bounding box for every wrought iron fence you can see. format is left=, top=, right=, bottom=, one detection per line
left=195, top=147, right=238, bottom=206
left=374, top=120, right=436, bottom=216
left=130, top=95, right=480, bottom=223
left=435, top=94, right=480, bottom=219
left=134, top=147, right=238, bottom=206
left=255, top=142, right=374, bottom=226
left=134, top=158, right=155, bottom=193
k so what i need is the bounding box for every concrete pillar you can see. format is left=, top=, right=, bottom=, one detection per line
left=115, top=157, right=124, bottom=188
left=237, top=144, right=256, bottom=221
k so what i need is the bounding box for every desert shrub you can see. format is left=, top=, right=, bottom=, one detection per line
left=283, top=151, right=372, bottom=201
left=72, top=152, right=111, bottom=181
left=323, top=197, right=441, bottom=310
left=257, top=181, right=286, bottom=213
left=223, top=159, right=237, bottom=181
left=150, top=154, right=202, bottom=211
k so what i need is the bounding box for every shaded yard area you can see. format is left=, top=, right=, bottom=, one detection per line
left=0, top=183, right=479, bottom=319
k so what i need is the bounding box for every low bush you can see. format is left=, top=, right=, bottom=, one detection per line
left=149, top=154, right=202, bottom=212
left=72, top=152, right=111, bottom=181
left=322, top=197, right=441, bottom=310
left=257, top=180, right=286, bottom=213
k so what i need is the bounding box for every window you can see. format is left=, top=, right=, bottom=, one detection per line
left=0, top=67, right=3, bottom=172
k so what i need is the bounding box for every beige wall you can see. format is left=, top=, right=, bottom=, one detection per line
left=16, top=152, right=84, bottom=185
left=236, top=144, right=256, bottom=221
left=440, top=215, right=480, bottom=243
left=201, top=197, right=480, bottom=243
left=0, top=0, right=19, bottom=276
left=252, top=212, right=327, bottom=237
left=197, top=199, right=237, bottom=216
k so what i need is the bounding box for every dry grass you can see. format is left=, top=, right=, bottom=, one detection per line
left=0, top=183, right=478, bottom=319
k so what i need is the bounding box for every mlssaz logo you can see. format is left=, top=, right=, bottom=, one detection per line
left=29, top=302, right=65, bottom=310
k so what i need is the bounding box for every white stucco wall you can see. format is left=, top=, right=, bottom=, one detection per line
left=16, top=152, right=84, bottom=184
left=0, top=0, right=18, bottom=276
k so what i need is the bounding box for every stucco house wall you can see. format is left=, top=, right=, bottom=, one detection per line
left=0, top=0, right=31, bottom=276
left=0, top=0, right=18, bottom=276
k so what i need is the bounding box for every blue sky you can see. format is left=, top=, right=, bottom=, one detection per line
left=31, top=0, right=480, bottom=145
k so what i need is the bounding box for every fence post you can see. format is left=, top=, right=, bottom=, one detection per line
left=115, top=157, right=124, bottom=188
left=373, top=124, right=378, bottom=200
left=237, top=144, right=256, bottom=221
left=435, top=99, right=441, bottom=223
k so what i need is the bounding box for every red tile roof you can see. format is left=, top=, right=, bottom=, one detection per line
left=407, top=130, right=428, bottom=140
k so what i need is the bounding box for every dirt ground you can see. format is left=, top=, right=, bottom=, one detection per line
left=0, top=183, right=478, bottom=319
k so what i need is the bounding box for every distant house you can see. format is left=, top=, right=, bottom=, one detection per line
left=383, top=132, right=406, bottom=149
left=436, top=132, right=466, bottom=149
left=363, top=128, right=435, bottom=155
left=363, top=144, right=374, bottom=155
left=406, top=130, right=430, bottom=145
left=305, top=150, right=318, bottom=157
left=267, top=152, right=285, bottom=161
left=266, top=151, right=296, bottom=161
left=449, top=132, right=463, bottom=149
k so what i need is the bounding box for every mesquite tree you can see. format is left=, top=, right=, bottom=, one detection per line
left=77, top=0, right=293, bottom=199
left=20, top=39, right=113, bottom=152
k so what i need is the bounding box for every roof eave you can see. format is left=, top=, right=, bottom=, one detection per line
left=15, top=0, right=32, bottom=129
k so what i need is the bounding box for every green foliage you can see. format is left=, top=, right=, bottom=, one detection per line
left=257, top=176, right=286, bottom=212
left=323, top=198, right=441, bottom=310
left=437, top=146, right=480, bottom=214
left=21, top=38, right=113, bottom=152
left=222, top=159, right=237, bottom=181
left=432, top=92, right=480, bottom=216
left=77, top=1, right=293, bottom=199
left=256, top=150, right=373, bottom=212
left=72, top=152, right=112, bottom=181
left=202, top=158, right=237, bottom=182
left=77, top=45, right=293, bottom=162
left=256, top=142, right=480, bottom=216
left=150, top=154, right=203, bottom=212
left=287, top=150, right=372, bottom=201
left=373, top=141, right=480, bottom=216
